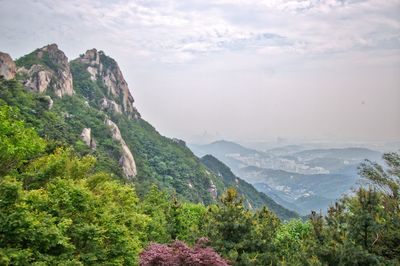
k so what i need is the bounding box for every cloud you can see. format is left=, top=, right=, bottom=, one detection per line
left=1, top=0, right=398, bottom=64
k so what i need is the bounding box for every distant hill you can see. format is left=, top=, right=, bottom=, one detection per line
left=294, top=147, right=381, bottom=161
left=190, top=140, right=261, bottom=157
left=189, top=140, right=262, bottom=172
left=242, top=167, right=362, bottom=215
left=200, top=155, right=298, bottom=220
left=188, top=140, right=383, bottom=215
left=266, top=144, right=308, bottom=156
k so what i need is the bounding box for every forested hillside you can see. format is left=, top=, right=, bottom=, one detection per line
left=1, top=105, right=399, bottom=264
left=0, top=44, right=295, bottom=219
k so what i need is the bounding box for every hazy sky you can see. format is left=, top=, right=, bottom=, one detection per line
left=1, top=0, right=399, bottom=143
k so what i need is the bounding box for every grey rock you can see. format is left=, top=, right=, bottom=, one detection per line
left=101, top=97, right=122, bottom=114
left=105, top=119, right=137, bottom=178
left=18, top=44, right=74, bottom=97
left=77, top=49, right=139, bottom=118
left=80, top=127, right=96, bottom=149
left=43, top=95, right=53, bottom=110
left=0, top=52, right=16, bottom=80
left=208, top=180, right=218, bottom=200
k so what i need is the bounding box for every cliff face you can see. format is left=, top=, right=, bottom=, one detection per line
left=0, top=52, right=16, bottom=80
left=76, top=49, right=138, bottom=119
left=105, top=119, right=137, bottom=178
left=16, top=44, right=74, bottom=97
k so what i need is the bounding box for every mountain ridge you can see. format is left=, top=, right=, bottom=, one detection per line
left=0, top=44, right=297, bottom=220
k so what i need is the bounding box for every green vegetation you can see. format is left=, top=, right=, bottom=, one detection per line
left=0, top=101, right=399, bottom=265
left=2, top=48, right=399, bottom=265
left=9, top=49, right=297, bottom=217
left=15, top=49, right=60, bottom=72
left=15, top=49, right=43, bottom=68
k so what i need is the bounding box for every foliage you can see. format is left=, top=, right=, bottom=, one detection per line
left=0, top=106, right=146, bottom=264
left=0, top=105, right=45, bottom=176
left=139, top=238, right=230, bottom=266
left=0, top=149, right=147, bottom=265
left=15, top=49, right=43, bottom=68
left=15, top=49, right=60, bottom=72
left=204, top=188, right=280, bottom=265
left=2, top=50, right=400, bottom=265
left=0, top=92, right=399, bottom=265
left=359, top=152, right=400, bottom=199
left=308, top=152, right=400, bottom=265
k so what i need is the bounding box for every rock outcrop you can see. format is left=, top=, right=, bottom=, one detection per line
left=80, top=127, right=96, bottom=149
left=77, top=49, right=139, bottom=118
left=0, top=52, right=16, bottom=80
left=43, top=95, right=54, bottom=110
left=208, top=180, right=217, bottom=200
left=17, top=44, right=74, bottom=98
left=101, top=97, right=122, bottom=114
left=105, top=119, right=137, bottom=178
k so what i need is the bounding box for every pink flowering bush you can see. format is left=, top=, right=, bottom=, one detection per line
left=140, top=238, right=230, bottom=266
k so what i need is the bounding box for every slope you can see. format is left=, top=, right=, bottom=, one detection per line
left=201, top=155, right=298, bottom=220
left=0, top=44, right=297, bottom=219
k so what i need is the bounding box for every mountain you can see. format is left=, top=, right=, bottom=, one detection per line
left=200, top=155, right=298, bottom=219
left=246, top=167, right=360, bottom=215
left=0, top=44, right=297, bottom=219
left=190, top=140, right=261, bottom=157
left=294, top=147, right=382, bottom=162
left=266, top=144, right=308, bottom=156
left=189, top=140, right=263, bottom=172
left=192, top=139, right=383, bottom=215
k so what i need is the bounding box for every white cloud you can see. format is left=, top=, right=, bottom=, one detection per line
left=2, top=0, right=398, bottom=63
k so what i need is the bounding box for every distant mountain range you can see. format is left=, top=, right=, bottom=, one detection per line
left=200, top=155, right=298, bottom=219
left=190, top=140, right=385, bottom=215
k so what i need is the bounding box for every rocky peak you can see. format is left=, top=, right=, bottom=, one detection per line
left=77, top=49, right=139, bottom=119
left=17, top=44, right=74, bottom=98
left=40, top=44, right=69, bottom=68
left=79, top=48, right=101, bottom=66
left=0, top=52, right=16, bottom=80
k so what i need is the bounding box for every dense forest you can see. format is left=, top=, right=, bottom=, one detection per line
left=0, top=76, right=399, bottom=265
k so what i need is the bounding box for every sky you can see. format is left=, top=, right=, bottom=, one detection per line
left=0, top=0, right=399, bottom=143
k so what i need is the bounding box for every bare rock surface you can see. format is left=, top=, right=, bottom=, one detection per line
left=80, top=127, right=97, bottom=149
left=0, top=52, right=16, bottom=80
left=105, top=119, right=137, bottom=178
left=18, top=44, right=74, bottom=97
left=77, top=49, right=138, bottom=118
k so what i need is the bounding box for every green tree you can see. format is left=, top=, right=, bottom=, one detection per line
left=358, top=152, right=400, bottom=261
left=175, top=202, right=207, bottom=244
left=273, top=219, right=320, bottom=266
left=0, top=105, right=45, bottom=176
left=140, top=185, right=172, bottom=243
left=0, top=148, right=148, bottom=265
left=204, top=188, right=254, bottom=265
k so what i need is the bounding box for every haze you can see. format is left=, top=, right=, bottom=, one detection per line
left=1, top=0, right=399, bottom=143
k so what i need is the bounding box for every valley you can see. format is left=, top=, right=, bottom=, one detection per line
left=190, top=140, right=389, bottom=215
